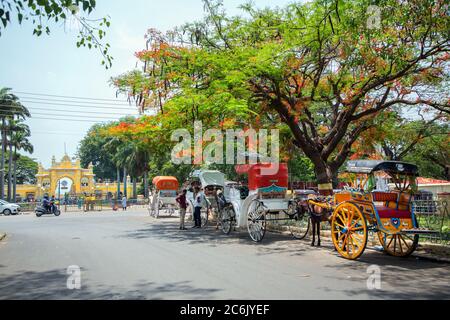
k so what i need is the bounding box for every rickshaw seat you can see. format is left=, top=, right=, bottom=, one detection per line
left=376, top=206, right=411, bottom=219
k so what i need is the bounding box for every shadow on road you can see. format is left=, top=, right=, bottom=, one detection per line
left=117, top=218, right=311, bottom=257
left=117, top=218, right=450, bottom=299
left=318, top=251, right=450, bottom=299
left=0, top=268, right=220, bottom=300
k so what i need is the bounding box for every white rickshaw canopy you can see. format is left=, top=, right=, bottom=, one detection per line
left=191, top=170, right=226, bottom=188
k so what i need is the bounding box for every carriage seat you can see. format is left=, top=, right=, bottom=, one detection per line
left=372, top=192, right=398, bottom=202
left=375, top=206, right=411, bottom=219
left=373, top=192, right=412, bottom=218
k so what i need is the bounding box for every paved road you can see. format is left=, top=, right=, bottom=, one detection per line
left=1, top=211, right=449, bottom=300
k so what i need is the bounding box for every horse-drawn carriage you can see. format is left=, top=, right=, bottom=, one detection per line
left=149, top=176, right=179, bottom=218
left=216, top=163, right=310, bottom=242
left=308, top=160, right=439, bottom=260
left=185, top=170, right=226, bottom=227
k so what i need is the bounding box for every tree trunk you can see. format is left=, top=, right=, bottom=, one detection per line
left=117, top=167, right=121, bottom=200
left=7, top=137, right=13, bottom=202
left=123, top=167, right=127, bottom=199
left=0, top=118, right=5, bottom=200
left=133, top=178, right=137, bottom=199
left=143, top=172, right=149, bottom=198
left=13, top=149, right=17, bottom=203
left=313, top=161, right=334, bottom=196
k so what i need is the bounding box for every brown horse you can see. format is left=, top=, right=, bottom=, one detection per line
left=306, top=197, right=333, bottom=247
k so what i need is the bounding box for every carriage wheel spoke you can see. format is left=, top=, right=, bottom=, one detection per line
left=338, top=233, right=346, bottom=243
left=399, top=235, right=411, bottom=250
left=335, top=221, right=346, bottom=229
left=352, top=232, right=364, bottom=240
left=351, top=234, right=362, bottom=247
left=348, top=210, right=354, bottom=226
left=349, top=236, right=357, bottom=256
left=398, top=236, right=404, bottom=254
left=386, top=235, right=395, bottom=249
left=342, top=210, right=351, bottom=224
left=403, top=234, right=415, bottom=242
left=350, top=217, right=361, bottom=229
left=337, top=211, right=347, bottom=225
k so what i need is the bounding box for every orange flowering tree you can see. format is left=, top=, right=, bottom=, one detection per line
left=110, top=0, right=449, bottom=193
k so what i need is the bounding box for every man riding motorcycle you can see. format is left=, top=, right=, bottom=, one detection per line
left=42, top=195, right=57, bottom=213
left=42, top=195, right=51, bottom=212
left=50, top=195, right=58, bottom=213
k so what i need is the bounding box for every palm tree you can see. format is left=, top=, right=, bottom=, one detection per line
left=113, top=141, right=151, bottom=199
left=9, top=121, right=33, bottom=202
left=0, top=88, right=30, bottom=200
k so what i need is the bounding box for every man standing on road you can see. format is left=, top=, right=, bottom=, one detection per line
left=176, top=189, right=188, bottom=230
left=193, top=187, right=207, bottom=228
left=122, top=196, right=127, bottom=211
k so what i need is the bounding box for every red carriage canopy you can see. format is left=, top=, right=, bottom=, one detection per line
left=152, top=176, right=180, bottom=191
left=235, top=163, right=288, bottom=191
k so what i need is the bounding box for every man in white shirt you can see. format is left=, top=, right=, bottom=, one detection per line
left=193, top=187, right=206, bottom=228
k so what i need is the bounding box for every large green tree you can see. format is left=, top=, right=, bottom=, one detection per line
left=355, top=111, right=449, bottom=180
left=15, top=155, right=38, bottom=185
left=112, top=0, right=449, bottom=194
left=0, top=87, right=30, bottom=200
left=404, top=134, right=450, bottom=181
left=10, top=120, right=33, bottom=201
left=5, top=152, right=38, bottom=185
left=77, top=123, right=118, bottom=181
left=0, top=0, right=112, bottom=67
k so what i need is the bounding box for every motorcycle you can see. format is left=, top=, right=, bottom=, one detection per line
left=35, top=201, right=61, bottom=217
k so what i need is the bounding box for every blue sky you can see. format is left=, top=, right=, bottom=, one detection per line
left=0, top=0, right=294, bottom=168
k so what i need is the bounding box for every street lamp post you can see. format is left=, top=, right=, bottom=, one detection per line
left=58, top=180, right=61, bottom=209
left=37, top=183, right=41, bottom=201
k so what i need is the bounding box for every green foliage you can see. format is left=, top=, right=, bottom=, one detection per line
left=147, top=157, right=193, bottom=186
left=288, top=155, right=315, bottom=182
left=404, top=134, right=450, bottom=180
left=14, top=154, right=38, bottom=184
left=4, top=151, right=38, bottom=184
left=356, top=107, right=449, bottom=180
left=77, top=123, right=118, bottom=181
left=0, top=87, right=30, bottom=119
left=112, top=0, right=449, bottom=185
left=0, top=0, right=112, bottom=68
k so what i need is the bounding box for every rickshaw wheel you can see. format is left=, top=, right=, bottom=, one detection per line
left=201, top=207, right=209, bottom=227
left=331, top=202, right=368, bottom=260
left=247, top=200, right=267, bottom=242
left=378, top=217, right=419, bottom=257
left=286, top=202, right=310, bottom=240
left=221, top=206, right=235, bottom=235
left=167, top=205, right=175, bottom=217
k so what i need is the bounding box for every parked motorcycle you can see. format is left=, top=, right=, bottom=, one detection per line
left=35, top=202, right=61, bottom=217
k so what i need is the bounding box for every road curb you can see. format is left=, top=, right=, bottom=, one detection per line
left=267, top=225, right=450, bottom=264
left=412, top=253, right=450, bottom=263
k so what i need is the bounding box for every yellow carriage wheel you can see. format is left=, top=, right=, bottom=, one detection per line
left=331, top=202, right=368, bottom=260
left=378, top=232, right=418, bottom=257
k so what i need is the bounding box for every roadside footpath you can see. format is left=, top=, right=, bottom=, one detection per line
left=269, top=225, right=450, bottom=263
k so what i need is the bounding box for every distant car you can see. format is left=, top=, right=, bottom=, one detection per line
left=0, top=200, right=21, bottom=216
